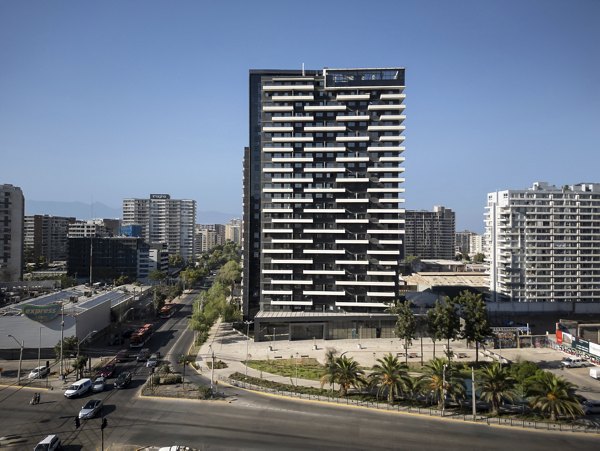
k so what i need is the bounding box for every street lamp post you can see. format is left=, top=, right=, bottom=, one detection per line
left=7, top=334, right=24, bottom=384
left=60, top=303, right=64, bottom=378
left=441, top=366, right=446, bottom=415
left=295, top=352, right=299, bottom=386
left=77, top=330, right=98, bottom=357
left=38, top=327, right=42, bottom=374
left=210, top=350, right=215, bottom=393
left=244, top=320, right=253, bottom=378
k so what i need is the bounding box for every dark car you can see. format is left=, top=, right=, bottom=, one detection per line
left=115, top=371, right=132, bottom=388
left=97, top=364, right=115, bottom=378
left=115, top=349, right=130, bottom=363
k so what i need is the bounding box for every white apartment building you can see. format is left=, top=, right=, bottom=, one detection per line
left=122, top=194, right=196, bottom=262
left=469, top=234, right=484, bottom=257
left=0, top=184, right=24, bottom=282
left=250, top=67, right=406, bottom=338
left=225, top=218, right=242, bottom=245
left=68, top=219, right=115, bottom=238
left=195, top=224, right=225, bottom=253
left=485, top=182, right=600, bottom=303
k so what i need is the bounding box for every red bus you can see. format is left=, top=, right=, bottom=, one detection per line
left=129, top=323, right=153, bottom=348
left=159, top=304, right=175, bottom=319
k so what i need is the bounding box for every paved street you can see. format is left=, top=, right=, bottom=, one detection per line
left=2, top=289, right=600, bottom=449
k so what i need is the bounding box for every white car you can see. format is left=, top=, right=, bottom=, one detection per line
left=146, top=354, right=159, bottom=368
left=28, top=366, right=50, bottom=379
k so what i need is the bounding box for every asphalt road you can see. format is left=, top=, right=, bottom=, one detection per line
left=2, top=291, right=600, bottom=449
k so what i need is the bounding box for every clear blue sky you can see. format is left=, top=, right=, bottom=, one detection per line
left=1, top=0, right=598, bottom=232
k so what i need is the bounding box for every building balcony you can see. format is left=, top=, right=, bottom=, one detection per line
left=304, top=126, right=346, bottom=132
left=304, top=188, right=346, bottom=193
left=335, top=259, right=369, bottom=265
left=263, top=126, right=293, bottom=132
left=368, top=104, right=405, bottom=111
left=336, top=136, right=370, bottom=142
left=303, top=167, right=346, bottom=173
left=378, top=177, right=405, bottom=183
left=262, top=290, right=294, bottom=295
left=304, top=105, right=346, bottom=111
left=379, top=136, right=405, bottom=142
left=272, top=218, right=313, bottom=223
left=271, top=177, right=313, bottom=183
left=262, top=147, right=294, bottom=153
left=263, top=106, right=293, bottom=112
left=271, top=157, right=313, bottom=163
left=270, top=259, right=313, bottom=264
left=367, top=249, right=401, bottom=255
left=272, top=136, right=314, bottom=143
left=270, top=279, right=313, bottom=285
left=262, top=269, right=293, bottom=274
left=336, top=115, right=371, bottom=121
left=302, top=249, right=346, bottom=254
left=366, top=291, right=396, bottom=297
left=367, top=167, right=405, bottom=173
left=379, top=114, right=406, bottom=121
left=303, top=146, right=346, bottom=152
left=303, top=269, right=346, bottom=275
left=272, top=95, right=314, bottom=101
left=303, top=290, right=346, bottom=296
left=272, top=115, right=314, bottom=122
left=380, top=93, right=406, bottom=100
left=336, top=156, right=370, bottom=163
left=367, top=125, right=405, bottom=132
left=367, top=146, right=405, bottom=152
left=263, top=188, right=293, bottom=193
left=271, top=238, right=313, bottom=244
left=335, top=198, right=369, bottom=203
left=336, top=177, right=370, bottom=183
left=303, top=228, right=345, bottom=234
left=303, top=208, right=346, bottom=213
left=335, top=239, right=369, bottom=244
left=336, top=94, right=371, bottom=101
left=367, top=208, right=404, bottom=214
left=263, top=85, right=314, bottom=91
left=263, top=167, right=293, bottom=173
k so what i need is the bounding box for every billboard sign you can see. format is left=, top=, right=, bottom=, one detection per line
left=21, top=303, right=61, bottom=322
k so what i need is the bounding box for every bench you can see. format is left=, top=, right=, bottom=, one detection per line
left=408, top=352, right=418, bottom=359
left=273, top=355, right=282, bottom=359
left=458, top=352, right=468, bottom=359
left=300, top=355, right=310, bottom=358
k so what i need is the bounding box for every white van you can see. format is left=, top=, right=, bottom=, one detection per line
left=34, top=434, right=61, bottom=451
left=64, top=378, right=92, bottom=398
left=561, top=356, right=586, bottom=368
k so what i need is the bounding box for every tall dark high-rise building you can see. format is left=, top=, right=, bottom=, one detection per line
left=243, top=67, right=406, bottom=340
left=0, top=184, right=24, bottom=282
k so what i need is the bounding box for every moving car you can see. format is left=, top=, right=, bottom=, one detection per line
left=97, top=364, right=116, bottom=378
left=583, top=399, right=600, bottom=415
left=115, top=349, right=130, bottom=363
left=34, top=434, right=61, bottom=451
left=146, top=354, right=159, bottom=368
left=561, top=356, right=586, bottom=368
left=64, top=378, right=92, bottom=398
left=136, top=348, right=151, bottom=362
left=92, top=376, right=106, bottom=393
left=115, top=371, right=132, bottom=388
left=78, top=399, right=103, bottom=419
left=28, top=366, right=50, bottom=379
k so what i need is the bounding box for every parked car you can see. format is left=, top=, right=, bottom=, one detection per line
left=136, top=348, right=151, bottom=362
left=97, top=364, right=116, bottom=378
left=561, top=356, right=586, bottom=368
left=146, top=354, right=159, bottom=368
left=583, top=399, right=600, bottom=415
left=28, top=366, right=50, bottom=379
left=34, top=434, right=61, bottom=451
left=92, top=377, right=106, bottom=393
left=78, top=399, right=103, bottom=419
left=115, top=371, right=132, bottom=388
left=64, top=378, right=92, bottom=398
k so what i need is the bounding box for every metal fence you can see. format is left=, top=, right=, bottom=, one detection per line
left=223, top=377, right=600, bottom=434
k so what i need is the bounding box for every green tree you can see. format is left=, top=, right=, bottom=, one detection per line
left=403, top=375, right=425, bottom=405
left=72, top=355, right=88, bottom=379
left=169, top=254, right=184, bottom=268
left=437, top=298, right=461, bottom=363
left=149, top=270, right=167, bottom=285
left=59, top=274, right=77, bottom=288
left=333, top=355, right=366, bottom=397
left=369, top=354, right=410, bottom=403
left=528, top=372, right=583, bottom=421
left=472, top=253, right=485, bottom=263
left=216, top=260, right=241, bottom=296
left=388, top=300, right=416, bottom=365
left=320, top=348, right=339, bottom=392
left=114, top=274, right=132, bottom=286
left=427, top=302, right=444, bottom=359
left=54, top=336, right=79, bottom=361
left=457, top=290, right=491, bottom=363
left=403, top=255, right=421, bottom=273
left=478, top=362, right=516, bottom=415
left=422, top=358, right=465, bottom=409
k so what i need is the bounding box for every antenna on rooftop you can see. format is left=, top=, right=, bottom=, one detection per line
left=302, top=63, right=305, bottom=76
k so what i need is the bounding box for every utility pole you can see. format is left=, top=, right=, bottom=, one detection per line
left=210, top=351, right=215, bottom=393
left=60, top=303, right=64, bottom=379
left=244, top=320, right=253, bottom=378
left=442, top=364, right=447, bottom=417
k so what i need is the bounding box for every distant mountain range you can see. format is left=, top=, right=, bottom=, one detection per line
left=25, top=200, right=239, bottom=224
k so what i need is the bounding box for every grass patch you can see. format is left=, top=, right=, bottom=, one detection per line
left=246, top=358, right=324, bottom=381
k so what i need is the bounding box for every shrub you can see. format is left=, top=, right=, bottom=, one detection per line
left=161, top=374, right=182, bottom=385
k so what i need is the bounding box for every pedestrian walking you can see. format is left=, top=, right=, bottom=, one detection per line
left=35, top=392, right=41, bottom=404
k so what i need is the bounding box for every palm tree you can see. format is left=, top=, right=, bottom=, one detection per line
left=403, top=375, right=425, bottom=405
left=478, top=362, right=516, bottom=415
left=369, top=354, right=410, bottom=403
left=528, top=372, right=583, bottom=421
left=320, top=348, right=338, bottom=393
left=334, top=355, right=366, bottom=397
left=422, top=358, right=465, bottom=409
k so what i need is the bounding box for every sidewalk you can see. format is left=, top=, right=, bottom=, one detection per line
left=193, top=320, right=522, bottom=389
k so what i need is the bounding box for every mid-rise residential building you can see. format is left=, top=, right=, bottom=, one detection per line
left=404, top=206, right=455, bottom=260
left=485, top=182, right=600, bottom=302
left=225, top=218, right=242, bottom=245
left=244, top=67, right=406, bottom=339
left=196, top=224, right=225, bottom=253
left=0, top=184, right=24, bottom=282
left=469, top=234, right=484, bottom=257
left=68, top=219, right=119, bottom=238
left=456, top=230, right=475, bottom=255
left=122, top=194, right=196, bottom=262
left=24, top=215, right=75, bottom=262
